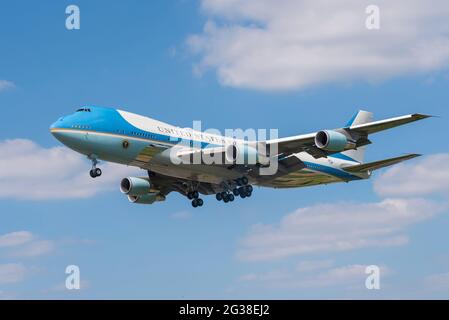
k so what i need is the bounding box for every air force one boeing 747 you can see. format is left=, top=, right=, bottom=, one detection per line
left=50, top=107, right=430, bottom=207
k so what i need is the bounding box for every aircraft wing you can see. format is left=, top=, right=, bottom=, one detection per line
left=175, top=145, right=227, bottom=158
left=265, top=133, right=327, bottom=158
left=346, top=114, right=431, bottom=135
left=145, top=112, right=430, bottom=167
left=266, top=113, right=431, bottom=159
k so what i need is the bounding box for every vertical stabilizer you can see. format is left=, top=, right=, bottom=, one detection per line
left=341, top=110, right=373, bottom=163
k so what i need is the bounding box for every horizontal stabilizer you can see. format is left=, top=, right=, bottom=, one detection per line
left=342, top=154, right=421, bottom=172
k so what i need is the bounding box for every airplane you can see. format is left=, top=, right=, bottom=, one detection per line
left=50, top=107, right=430, bottom=207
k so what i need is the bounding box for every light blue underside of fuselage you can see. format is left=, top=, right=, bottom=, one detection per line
left=50, top=106, right=362, bottom=184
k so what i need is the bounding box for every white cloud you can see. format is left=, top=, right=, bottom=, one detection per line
left=44, top=280, right=90, bottom=293
left=298, top=264, right=368, bottom=288
left=0, top=231, right=55, bottom=258
left=237, top=198, right=445, bottom=261
left=188, top=0, right=449, bottom=90
left=0, top=263, right=26, bottom=284
left=238, top=264, right=386, bottom=289
left=9, top=240, right=55, bottom=258
left=171, top=211, right=192, bottom=220
left=0, top=80, right=15, bottom=91
left=0, top=139, right=140, bottom=200
left=374, top=153, right=449, bottom=197
left=296, top=259, right=334, bottom=272
left=0, top=231, right=33, bottom=248
left=238, top=273, right=258, bottom=282
left=423, top=271, right=449, bottom=292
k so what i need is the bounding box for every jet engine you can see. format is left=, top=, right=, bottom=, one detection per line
left=120, top=177, right=151, bottom=196
left=314, top=130, right=353, bottom=152
left=127, top=193, right=165, bottom=204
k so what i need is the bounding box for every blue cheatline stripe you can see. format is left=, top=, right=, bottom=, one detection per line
left=303, top=161, right=362, bottom=181
left=54, top=106, right=223, bottom=150
left=329, top=152, right=358, bottom=163
left=344, top=112, right=358, bottom=127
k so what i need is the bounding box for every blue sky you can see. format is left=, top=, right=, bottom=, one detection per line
left=0, top=0, right=449, bottom=299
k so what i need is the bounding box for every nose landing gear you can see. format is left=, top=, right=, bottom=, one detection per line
left=89, top=168, right=102, bottom=178
left=88, top=156, right=102, bottom=178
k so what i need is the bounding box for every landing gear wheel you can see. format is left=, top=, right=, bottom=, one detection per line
left=240, top=192, right=247, bottom=199
left=223, top=194, right=230, bottom=203
left=192, top=191, right=199, bottom=199
left=241, top=176, right=249, bottom=185
left=245, top=185, right=253, bottom=193
left=192, top=199, right=198, bottom=208
left=216, top=193, right=223, bottom=201
left=187, top=192, right=194, bottom=200
left=232, top=188, right=240, bottom=196
left=229, top=194, right=235, bottom=202
left=89, top=156, right=100, bottom=179
left=197, top=198, right=204, bottom=207
left=246, top=191, right=252, bottom=197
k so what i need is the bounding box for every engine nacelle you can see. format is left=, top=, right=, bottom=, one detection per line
left=120, top=177, right=151, bottom=196
left=128, top=193, right=165, bottom=205
left=315, top=130, right=351, bottom=152
left=225, top=143, right=267, bottom=165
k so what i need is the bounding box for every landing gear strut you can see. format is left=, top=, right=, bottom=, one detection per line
left=187, top=191, right=199, bottom=200
left=89, top=157, right=102, bottom=178
left=236, top=176, right=249, bottom=186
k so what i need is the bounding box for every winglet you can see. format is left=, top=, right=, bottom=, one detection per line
left=347, top=113, right=433, bottom=135
left=411, top=113, right=434, bottom=120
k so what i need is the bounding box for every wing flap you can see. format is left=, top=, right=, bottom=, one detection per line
left=266, top=133, right=315, bottom=155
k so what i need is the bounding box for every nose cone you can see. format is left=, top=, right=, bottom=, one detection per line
left=50, top=116, right=64, bottom=129
left=50, top=127, right=63, bottom=142
left=49, top=117, right=77, bottom=146
left=50, top=122, right=59, bottom=133
left=50, top=118, right=88, bottom=155
left=49, top=117, right=65, bottom=141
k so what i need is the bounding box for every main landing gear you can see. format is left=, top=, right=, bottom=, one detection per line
left=215, top=191, right=235, bottom=203
left=187, top=191, right=204, bottom=208
left=89, top=157, right=102, bottom=178
left=216, top=177, right=253, bottom=204
left=235, top=185, right=253, bottom=199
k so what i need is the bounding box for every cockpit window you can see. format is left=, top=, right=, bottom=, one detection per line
left=76, top=108, right=91, bottom=112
